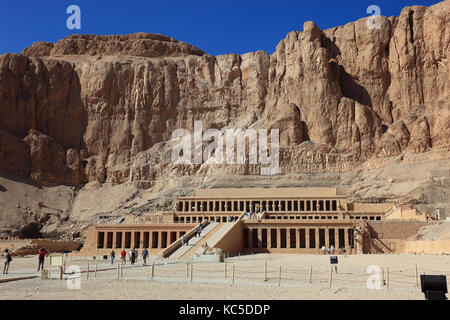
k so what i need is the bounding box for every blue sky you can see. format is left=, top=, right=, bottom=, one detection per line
left=0, top=0, right=442, bottom=56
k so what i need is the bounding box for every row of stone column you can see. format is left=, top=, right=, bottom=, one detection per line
left=244, top=227, right=354, bottom=250
left=178, top=199, right=339, bottom=213
left=176, top=215, right=240, bottom=223
left=97, top=230, right=186, bottom=250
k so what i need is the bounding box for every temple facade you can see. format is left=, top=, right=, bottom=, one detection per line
left=81, top=188, right=395, bottom=257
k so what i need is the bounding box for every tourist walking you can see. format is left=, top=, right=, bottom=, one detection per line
left=3, top=249, right=11, bottom=274
left=330, top=245, right=335, bottom=254
left=321, top=246, right=326, bottom=255
left=110, top=250, right=115, bottom=265
left=134, top=248, right=139, bottom=263
left=37, top=248, right=48, bottom=271
left=142, top=248, right=148, bottom=266
left=181, top=235, right=185, bottom=246
left=185, top=236, right=189, bottom=246
left=121, top=249, right=126, bottom=264
left=129, top=250, right=136, bottom=264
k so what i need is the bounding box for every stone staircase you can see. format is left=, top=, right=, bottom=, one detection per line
left=168, top=222, right=220, bottom=259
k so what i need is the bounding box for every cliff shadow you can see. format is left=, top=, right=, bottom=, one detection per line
left=0, top=170, right=41, bottom=188
left=338, top=66, right=373, bottom=107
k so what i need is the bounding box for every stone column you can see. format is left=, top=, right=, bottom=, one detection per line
left=287, top=228, right=291, bottom=248
left=268, top=228, right=272, bottom=249
left=148, top=232, right=153, bottom=249
left=158, top=231, right=162, bottom=248
left=332, top=228, right=337, bottom=248
left=129, top=232, right=134, bottom=249
left=325, top=227, right=330, bottom=249
left=277, top=227, right=281, bottom=248
left=257, top=228, right=262, bottom=249
left=112, top=232, right=117, bottom=249
left=305, top=228, right=310, bottom=249
left=102, top=232, right=107, bottom=249
left=344, top=228, right=349, bottom=250
left=315, top=228, right=319, bottom=249
left=120, top=232, right=126, bottom=249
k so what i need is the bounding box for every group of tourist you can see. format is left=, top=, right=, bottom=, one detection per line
left=3, top=221, right=208, bottom=275
left=193, top=227, right=202, bottom=238
left=320, top=245, right=348, bottom=255
left=112, top=248, right=149, bottom=265
left=243, top=211, right=264, bottom=220
left=181, top=223, right=203, bottom=246
left=3, top=247, right=48, bottom=275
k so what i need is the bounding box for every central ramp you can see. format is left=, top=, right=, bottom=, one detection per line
left=168, top=222, right=220, bottom=259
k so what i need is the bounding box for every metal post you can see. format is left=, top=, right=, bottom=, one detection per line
left=387, top=267, right=390, bottom=289
left=232, top=265, right=235, bottom=286
left=86, top=263, right=89, bottom=280
left=309, top=266, right=312, bottom=284
left=415, top=264, right=419, bottom=286
left=224, top=262, right=227, bottom=278
left=190, top=262, right=193, bottom=282
left=95, top=264, right=97, bottom=278
left=186, top=260, right=189, bottom=278
left=264, top=261, right=267, bottom=281
left=278, top=266, right=281, bottom=287
left=329, top=267, right=333, bottom=289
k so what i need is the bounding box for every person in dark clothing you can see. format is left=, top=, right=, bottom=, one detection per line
left=142, top=248, right=149, bottom=266
left=129, top=250, right=136, bottom=264
left=37, top=248, right=48, bottom=271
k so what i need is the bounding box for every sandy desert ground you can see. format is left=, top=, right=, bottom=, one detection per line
left=1, top=253, right=449, bottom=300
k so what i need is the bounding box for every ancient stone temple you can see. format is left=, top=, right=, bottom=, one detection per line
left=82, top=187, right=399, bottom=257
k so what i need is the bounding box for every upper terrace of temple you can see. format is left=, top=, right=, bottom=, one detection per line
left=179, top=187, right=342, bottom=199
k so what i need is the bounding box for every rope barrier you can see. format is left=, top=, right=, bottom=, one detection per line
left=389, top=272, right=416, bottom=278
left=419, top=269, right=450, bottom=274
left=64, top=260, right=450, bottom=290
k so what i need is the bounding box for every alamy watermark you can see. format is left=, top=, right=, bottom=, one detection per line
left=366, top=5, right=381, bottom=30
left=171, top=121, right=280, bottom=175
left=65, top=265, right=81, bottom=289
left=66, top=5, right=81, bottom=30
left=366, top=265, right=382, bottom=289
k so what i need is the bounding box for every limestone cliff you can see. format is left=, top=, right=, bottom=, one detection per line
left=0, top=2, right=449, bottom=236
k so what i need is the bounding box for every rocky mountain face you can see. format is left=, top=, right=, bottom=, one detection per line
left=0, top=2, right=449, bottom=236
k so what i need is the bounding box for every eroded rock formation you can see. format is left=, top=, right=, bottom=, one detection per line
left=0, top=1, right=449, bottom=188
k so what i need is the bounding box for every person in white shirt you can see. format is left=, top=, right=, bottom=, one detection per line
left=3, top=249, right=11, bottom=274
